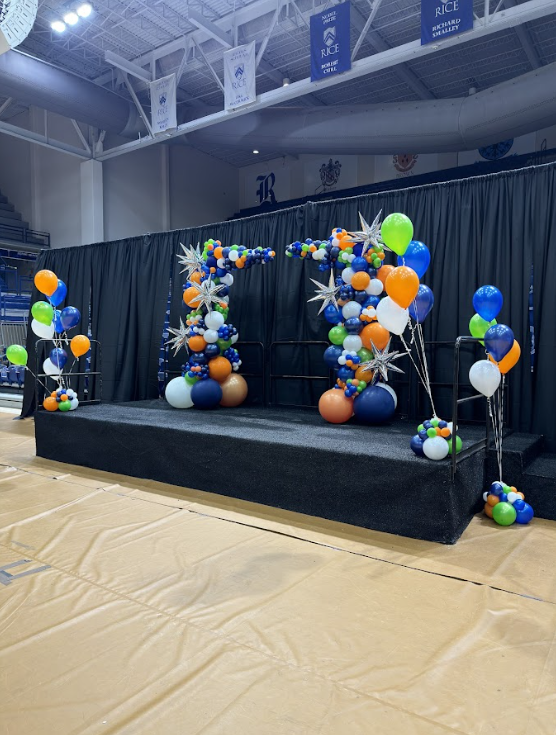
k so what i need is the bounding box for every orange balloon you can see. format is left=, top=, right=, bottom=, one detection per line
left=208, top=356, right=232, bottom=383
left=43, top=396, right=59, bottom=412
left=377, top=264, right=395, bottom=286
left=60, top=394, right=68, bottom=401
left=70, top=335, right=90, bottom=358
left=484, top=503, right=493, bottom=519
left=220, top=373, right=248, bottom=407
left=214, top=247, right=223, bottom=259
left=361, top=322, right=390, bottom=351
left=489, top=340, right=521, bottom=374
left=355, top=365, right=373, bottom=382
left=189, top=335, right=207, bottom=353
left=190, top=271, right=202, bottom=284
left=318, top=389, right=353, bottom=424
left=517, top=492, right=525, bottom=500
left=183, top=286, right=199, bottom=307
left=487, top=494, right=500, bottom=507
left=385, top=266, right=420, bottom=309
left=34, top=269, right=58, bottom=296
left=351, top=271, right=371, bottom=291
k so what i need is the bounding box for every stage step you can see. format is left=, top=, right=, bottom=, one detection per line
left=486, top=432, right=544, bottom=488
left=521, top=453, right=556, bottom=521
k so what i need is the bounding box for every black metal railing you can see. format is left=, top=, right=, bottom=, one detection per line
left=0, top=222, right=50, bottom=249
left=34, top=338, right=102, bottom=409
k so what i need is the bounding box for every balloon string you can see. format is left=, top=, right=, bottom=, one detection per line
left=400, top=332, right=437, bottom=418
left=25, top=366, right=49, bottom=394
left=415, top=320, right=437, bottom=419
left=403, top=321, right=437, bottom=419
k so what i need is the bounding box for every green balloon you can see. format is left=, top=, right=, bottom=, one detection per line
left=380, top=213, right=414, bottom=256
left=469, top=313, right=497, bottom=345
left=447, top=435, right=463, bottom=455
left=357, top=347, right=373, bottom=362
left=426, top=427, right=437, bottom=438
left=31, top=300, right=54, bottom=326
left=6, top=344, right=28, bottom=366
left=492, top=501, right=517, bottom=526
left=329, top=326, right=347, bottom=346
left=184, top=373, right=198, bottom=385
left=217, top=338, right=232, bottom=353
left=58, top=400, right=72, bottom=412
left=417, top=423, right=424, bottom=432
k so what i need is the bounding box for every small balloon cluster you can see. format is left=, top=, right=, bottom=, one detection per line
left=164, top=240, right=274, bottom=410
left=410, top=418, right=462, bottom=461
left=285, top=228, right=386, bottom=272
left=43, top=387, right=79, bottom=413
left=483, top=481, right=533, bottom=526
left=5, top=269, right=91, bottom=412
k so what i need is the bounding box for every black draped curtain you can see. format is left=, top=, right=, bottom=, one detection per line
left=22, top=163, right=556, bottom=450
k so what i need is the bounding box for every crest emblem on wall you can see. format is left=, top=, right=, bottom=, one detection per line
left=323, top=26, right=336, bottom=46
left=319, top=159, right=342, bottom=188
left=393, top=153, right=418, bottom=173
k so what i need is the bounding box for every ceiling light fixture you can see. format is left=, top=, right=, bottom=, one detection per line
left=253, top=149, right=259, bottom=154
left=282, top=77, right=290, bottom=87
left=77, top=3, right=93, bottom=17
left=51, top=20, right=67, bottom=32
left=63, top=11, right=79, bottom=25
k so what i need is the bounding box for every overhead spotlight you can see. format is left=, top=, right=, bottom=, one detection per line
left=282, top=77, right=290, bottom=87
left=253, top=150, right=259, bottom=154
left=51, top=20, right=67, bottom=32
left=77, top=3, right=93, bottom=17
left=64, top=11, right=79, bottom=25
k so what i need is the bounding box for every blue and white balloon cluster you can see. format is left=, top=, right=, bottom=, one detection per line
left=483, top=481, right=534, bottom=526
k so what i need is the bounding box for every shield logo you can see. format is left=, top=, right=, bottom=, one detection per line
left=159, top=94, right=167, bottom=105
left=234, top=64, right=244, bottom=79
left=323, top=26, right=336, bottom=47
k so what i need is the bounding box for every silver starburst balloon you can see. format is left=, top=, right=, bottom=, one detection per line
left=165, top=318, right=190, bottom=357
left=177, top=242, right=205, bottom=279
left=307, top=271, right=341, bottom=315
left=345, top=210, right=383, bottom=257
left=358, top=339, right=406, bottom=384
left=189, top=276, right=225, bottom=312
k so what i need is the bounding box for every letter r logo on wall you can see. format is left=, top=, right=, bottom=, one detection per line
left=256, top=173, right=277, bottom=204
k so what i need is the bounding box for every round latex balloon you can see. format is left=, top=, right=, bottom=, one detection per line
left=204, top=311, right=225, bottom=330
left=220, top=373, right=248, bottom=407
left=191, top=378, right=222, bottom=409
left=329, top=325, right=347, bottom=345
left=31, top=319, right=55, bottom=340
left=31, top=300, right=54, bottom=326
left=380, top=213, right=414, bottom=256
left=342, top=301, right=362, bottom=320
left=351, top=271, right=370, bottom=291
left=324, top=305, right=342, bottom=324
left=208, top=356, right=232, bottom=383
left=341, top=267, right=354, bottom=284
left=70, top=335, right=91, bottom=358
left=69, top=397, right=79, bottom=411
left=473, top=285, right=503, bottom=322
left=489, top=339, right=520, bottom=374
left=385, top=266, right=419, bottom=309
left=353, top=384, right=396, bottom=424
left=203, top=329, right=219, bottom=344
left=469, top=313, right=496, bottom=345
left=515, top=502, right=534, bottom=524
left=408, top=284, right=434, bottom=323
left=43, top=358, right=61, bottom=376
left=469, top=359, right=501, bottom=398
left=43, top=396, right=59, bottom=412
left=366, top=279, right=383, bottom=296
left=49, top=347, right=67, bottom=369
left=410, top=434, right=425, bottom=456
left=492, top=501, right=517, bottom=526
left=376, top=264, right=394, bottom=286
left=34, top=269, right=58, bottom=296
left=361, top=322, right=390, bottom=351
left=183, top=286, right=199, bottom=307
left=343, top=335, right=362, bottom=353
left=318, top=388, right=353, bottom=424
left=189, top=335, right=207, bottom=353
left=6, top=344, right=28, bottom=366
left=423, top=436, right=449, bottom=461
left=376, top=297, right=409, bottom=336
left=484, top=324, right=515, bottom=362
left=376, top=381, right=397, bottom=409
left=49, top=279, right=67, bottom=307
left=60, top=306, right=81, bottom=331
left=165, top=377, right=194, bottom=408
left=397, top=241, right=430, bottom=278
left=323, top=345, right=343, bottom=368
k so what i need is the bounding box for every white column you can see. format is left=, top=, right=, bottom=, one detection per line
left=80, top=159, right=104, bottom=245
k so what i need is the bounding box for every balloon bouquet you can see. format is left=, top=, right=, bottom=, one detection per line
left=164, top=241, right=275, bottom=410
left=5, top=269, right=91, bottom=412
left=467, top=285, right=533, bottom=526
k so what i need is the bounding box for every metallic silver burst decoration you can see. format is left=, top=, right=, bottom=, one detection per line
left=165, top=318, right=190, bottom=357
left=307, top=271, right=341, bottom=315
left=345, top=210, right=383, bottom=257
left=358, top=339, right=406, bottom=384
left=189, top=276, right=225, bottom=312
left=177, top=242, right=205, bottom=279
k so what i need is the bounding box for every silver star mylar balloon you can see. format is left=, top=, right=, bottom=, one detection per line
left=189, top=276, right=225, bottom=312
left=345, top=210, right=383, bottom=257
left=307, top=271, right=341, bottom=315
left=165, top=318, right=190, bottom=357
left=177, top=242, right=205, bottom=279
left=358, top=339, right=406, bottom=384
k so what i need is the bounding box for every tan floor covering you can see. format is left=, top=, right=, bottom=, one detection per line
left=1, top=414, right=555, bottom=735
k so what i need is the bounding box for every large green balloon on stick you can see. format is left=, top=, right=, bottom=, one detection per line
left=6, top=344, right=28, bottom=366
left=381, top=213, right=414, bottom=256
left=469, top=313, right=497, bottom=345
left=31, top=301, right=54, bottom=326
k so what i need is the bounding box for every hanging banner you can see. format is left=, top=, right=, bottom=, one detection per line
left=150, top=74, right=177, bottom=134
left=421, top=0, right=473, bottom=45
left=310, top=1, right=351, bottom=82
left=224, top=42, right=256, bottom=111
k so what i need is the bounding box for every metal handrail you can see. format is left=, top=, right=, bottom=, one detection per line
left=269, top=340, right=332, bottom=408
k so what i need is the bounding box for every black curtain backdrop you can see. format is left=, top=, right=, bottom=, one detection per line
left=22, top=163, right=556, bottom=449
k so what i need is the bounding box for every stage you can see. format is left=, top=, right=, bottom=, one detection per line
left=34, top=401, right=489, bottom=544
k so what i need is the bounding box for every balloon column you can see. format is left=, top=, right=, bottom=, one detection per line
left=5, top=269, right=92, bottom=412
left=467, top=285, right=532, bottom=526
left=164, top=241, right=274, bottom=410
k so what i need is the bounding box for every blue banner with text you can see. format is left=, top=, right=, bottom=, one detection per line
left=310, top=1, right=351, bottom=82
left=421, top=0, right=473, bottom=45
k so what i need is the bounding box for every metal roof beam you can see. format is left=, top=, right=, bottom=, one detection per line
left=187, top=8, right=233, bottom=49
left=502, top=0, right=542, bottom=69
left=0, top=119, right=91, bottom=159
left=105, top=50, right=152, bottom=82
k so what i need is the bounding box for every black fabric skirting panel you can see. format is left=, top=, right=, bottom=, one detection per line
left=35, top=402, right=486, bottom=544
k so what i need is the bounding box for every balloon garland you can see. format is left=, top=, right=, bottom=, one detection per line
left=5, top=269, right=91, bottom=412
left=467, top=285, right=533, bottom=526
left=164, top=241, right=275, bottom=410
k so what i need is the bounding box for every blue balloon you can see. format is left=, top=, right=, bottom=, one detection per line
left=204, top=343, right=220, bottom=359
left=418, top=429, right=429, bottom=441
left=344, top=317, right=363, bottom=334
left=473, top=285, right=503, bottom=322
left=515, top=502, right=534, bottom=524
left=353, top=384, right=396, bottom=425
left=60, top=306, right=81, bottom=331
left=363, top=295, right=380, bottom=309
left=490, top=481, right=504, bottom=495
left=410, top=434, right=425, bottom=456
left=351, top=257, right=368, bottom=272
left=49, top=348, right=67, bottom=369
left=484, top=324, right=514, bottom=362
left=323, top=345, right=342, bottom=368
left=49, top=279, right=67, bottom=307
left=324, top=305, right=342, bottom=324
left=337, top=366, right=355, bottom=382
left=354, top=290, right=368, bottom=304
left=397, top=241, right=430, bottom=278
left=191, top=378, right=222, bottom=409
left=408, top=284, right=434, bottom=323
left=189, top=352, right=207, bottom=365
left=53, top=309, right=64, bottom=334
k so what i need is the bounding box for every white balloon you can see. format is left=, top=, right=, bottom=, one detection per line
left=342, top=301, right=362, bottom=319
left=341, top=267, right=354, bottom=284
left=376, top=382, right=398, bottom=409
left=204, top=311, right=224, bottom=330
left=507, top=492, right=519, bottom=504
left=203, top=329, right=219, bottom=344
left=366, top=279, right=383, bottom=296
left=483, top=491, right=489, bottom=502
left=43, top=358, right=61, bottom=376
left=469, top=360, right=501, bottom=398
left=229, top=250, right=239, bottom=262
left=423, top=436, right=449, bottom=461
left=221, top=273, right=234, bottom=286
left=331, top=237, right=340, bottom=247
left=165, top=377, right=194, bottom=409
left=313, top=249, right=326, bottom=261
left=343, top=335, right=362, bottom=353
left=217, top=257, right=225, bottom=268
left=32, top=319, right=55, bottom=340
left=376, top=297, right=409, bottom=336
left=69, top=398, right=79, bottom=411
left=231, top=333, right=239, bottom=344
